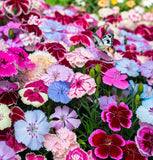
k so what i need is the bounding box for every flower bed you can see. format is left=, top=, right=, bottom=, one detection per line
left=0, top=0, right=153, bottom=159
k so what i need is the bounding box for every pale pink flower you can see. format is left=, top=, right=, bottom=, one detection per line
left=102, top=67, right=129, bottom=89
left=112, top=6, right=120, bottom=15
left=68, top=72, right=96, bottom=99
left=41, top=64, right=74, bottom=86
left=66, top=47, right=94, bottom=68
left=128, top=10, right=141, bottom=23
left=50, top=105, right=81, bottom=130
left=143, top=12, right=153, bottom=22
left=66, top=147, right=88, bottom=160
left=44, top=127, right=79, bottom=160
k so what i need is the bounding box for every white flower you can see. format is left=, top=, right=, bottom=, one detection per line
left=141, top=0, right=153, bottom=8
left=0, top=104, right=11, bottom=130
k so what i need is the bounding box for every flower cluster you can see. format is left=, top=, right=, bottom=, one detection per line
left=0, top=0, right=153, bottom=159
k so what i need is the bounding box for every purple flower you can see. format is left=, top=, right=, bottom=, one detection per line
left=40, top=20, right=65, bottom=41
left=0, top=51, right=18, bottom=77
left=98, top=95, right=118, bottom=110
left=0, top=141, right=15, bottom=159
left=50, top=105, right=81, bottom=130
left=14, top=110, right=50, bottom=150
left=41, top=64, right=74, bottom=86
left=140, top=60, right=153, bottom=78
left=48, top=81, right=71, bottom=104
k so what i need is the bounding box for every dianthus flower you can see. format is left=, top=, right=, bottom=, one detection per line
left=101, top=102, right=132, bottom=131
left=50, top=105, right=81, bottom=130
left=14, top=110, right=50, bottom=150
left=89, top=129, right=125, bottom=159
left=68, top=72, right=96, bottom=99
left=26, top=153, right=46, bottom=160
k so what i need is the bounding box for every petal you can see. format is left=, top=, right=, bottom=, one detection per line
left=120, top=117, right=132, bottom=128
left=110, top=145, right=123, bottom=159
left=50, top=120, right=64, bottom=130
left=95, top=146, right=109, bottom=159
left=111, top=134, right=125, bottom=146
left=65, top=118, right=81, bottom=130
left=88, top=129, right=107, bottom=147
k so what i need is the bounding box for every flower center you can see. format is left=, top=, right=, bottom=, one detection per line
left=26, top=120, right=39, bottom=138
left=34, top=87, right=39, bottom=93
left=0, top=113, right=4, bottom=121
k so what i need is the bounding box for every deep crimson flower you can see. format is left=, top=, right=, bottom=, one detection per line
left=36, top=42, right=68, bottom=61
left=121, top=140, right=147, bottom=160
left=4, top=0, right=32, bottom=17
left=89, top=129, right=125, bottom=159
left=103, top=15, right=119, bottom=23
left=20, top=24, right=42, bottom=37
left=102, top=102, right=132, bottom=131
left=85, top=60, right=113, bottom=73
left=119, top=44, right=140, bottom=61
left=0, top=106, right=26, bottom=153
left=0, top=81, right=19, bottom=106
left=134, top=24, right=153, bottom=41
left=55, top=11, right=73, bottom=25
left=69, top=30, right=93, bottom=47
left=74, top=17, right=89, bottom=29
left=142, top=50, right=153, bottom=61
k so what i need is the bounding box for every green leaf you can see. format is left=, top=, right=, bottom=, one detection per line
left=89, top=68, right=95, bottom=78
left=14, top=6, right=18, bottom=15
left=8, top=29, right=13, bottom=39
left=95, top=64, right=102, bottom=73
left=70, top=45, right=75, bottom=52
left=96, top=75, right=101, bottom=85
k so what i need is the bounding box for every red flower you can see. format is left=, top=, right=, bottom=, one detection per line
left=0, top=81, right=19, bottom=106
left=120, top=44, right=140, bottom=61
left=0, top=106, right=26, bottom=153
left=55, top=11, right=73, bottom=25
left=89, top=129, right=125, bottom=159
left=101, top=102, right=132, bottom=131
left=134, top=24, right=153, bottom=41
left=121, top=140, right=147, bottom=160
left=69, top=30, right=93, bottom=47
left=4, top=0, right=32, bottom=16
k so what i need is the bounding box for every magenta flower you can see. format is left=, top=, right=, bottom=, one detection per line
left=68, top=72, right=96, bottom=99
left=101, top=102, right=132, bottom=131
left=26, top=153, right=46, bottom=160
left=122, top=140, right=147, bottom=160
left=135, top=123, right=153, bottom=157
left=4, top=0, right=32, bottom=16
left=66, top=148, right=88, bottom=160
left=50, top=105, right=81, bottom=130
left=41, top=64, right=74, bottom=86
left=0, top=51, right=18, bottom=77
left=89, top=129, right=125, bottom=159
left=8, top=47, right=35, bottom=70
left=19, top=80, right=48, bottom=107
left=102, top=67, right=129, bottom=89
left=0, top=80, right=19, bottom=106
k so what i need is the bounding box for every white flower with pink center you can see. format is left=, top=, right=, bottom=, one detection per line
left=66, top=47, right=94, bottom=68
left=68, top=72, right=96, bottom=99
left=0, top=104, right=11, bottom=130
left=128, top=10, right=141, bottom=23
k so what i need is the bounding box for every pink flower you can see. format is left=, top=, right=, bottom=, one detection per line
left=18, top=80, right=48, bottom=107
left=41, top=64, right=74, bottom=86
left=26, top=153, right=46, bottom=160
left=66, top=147, right=88, bottom=160
left=68, top=72, right=96, bottom=99
left=143, top=12, right=153, bottom=22
left=135, top=123, right=153, bottom=157
left=0, top=51, right=18, bottom=77
left=101, top=102, right=132, bottom=131
left=102, top=67, right=129, bottom=89
left=50, top=105, right=81, bottom=130
left=128, top=10, right=141, bottom=23
left=66, top=47, right=94, bottom=68
left=44, top=127, right=79, bottom=160
left=88, top=129, right=125, bottom=159
left=0, top=80, right=19, bottom=106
